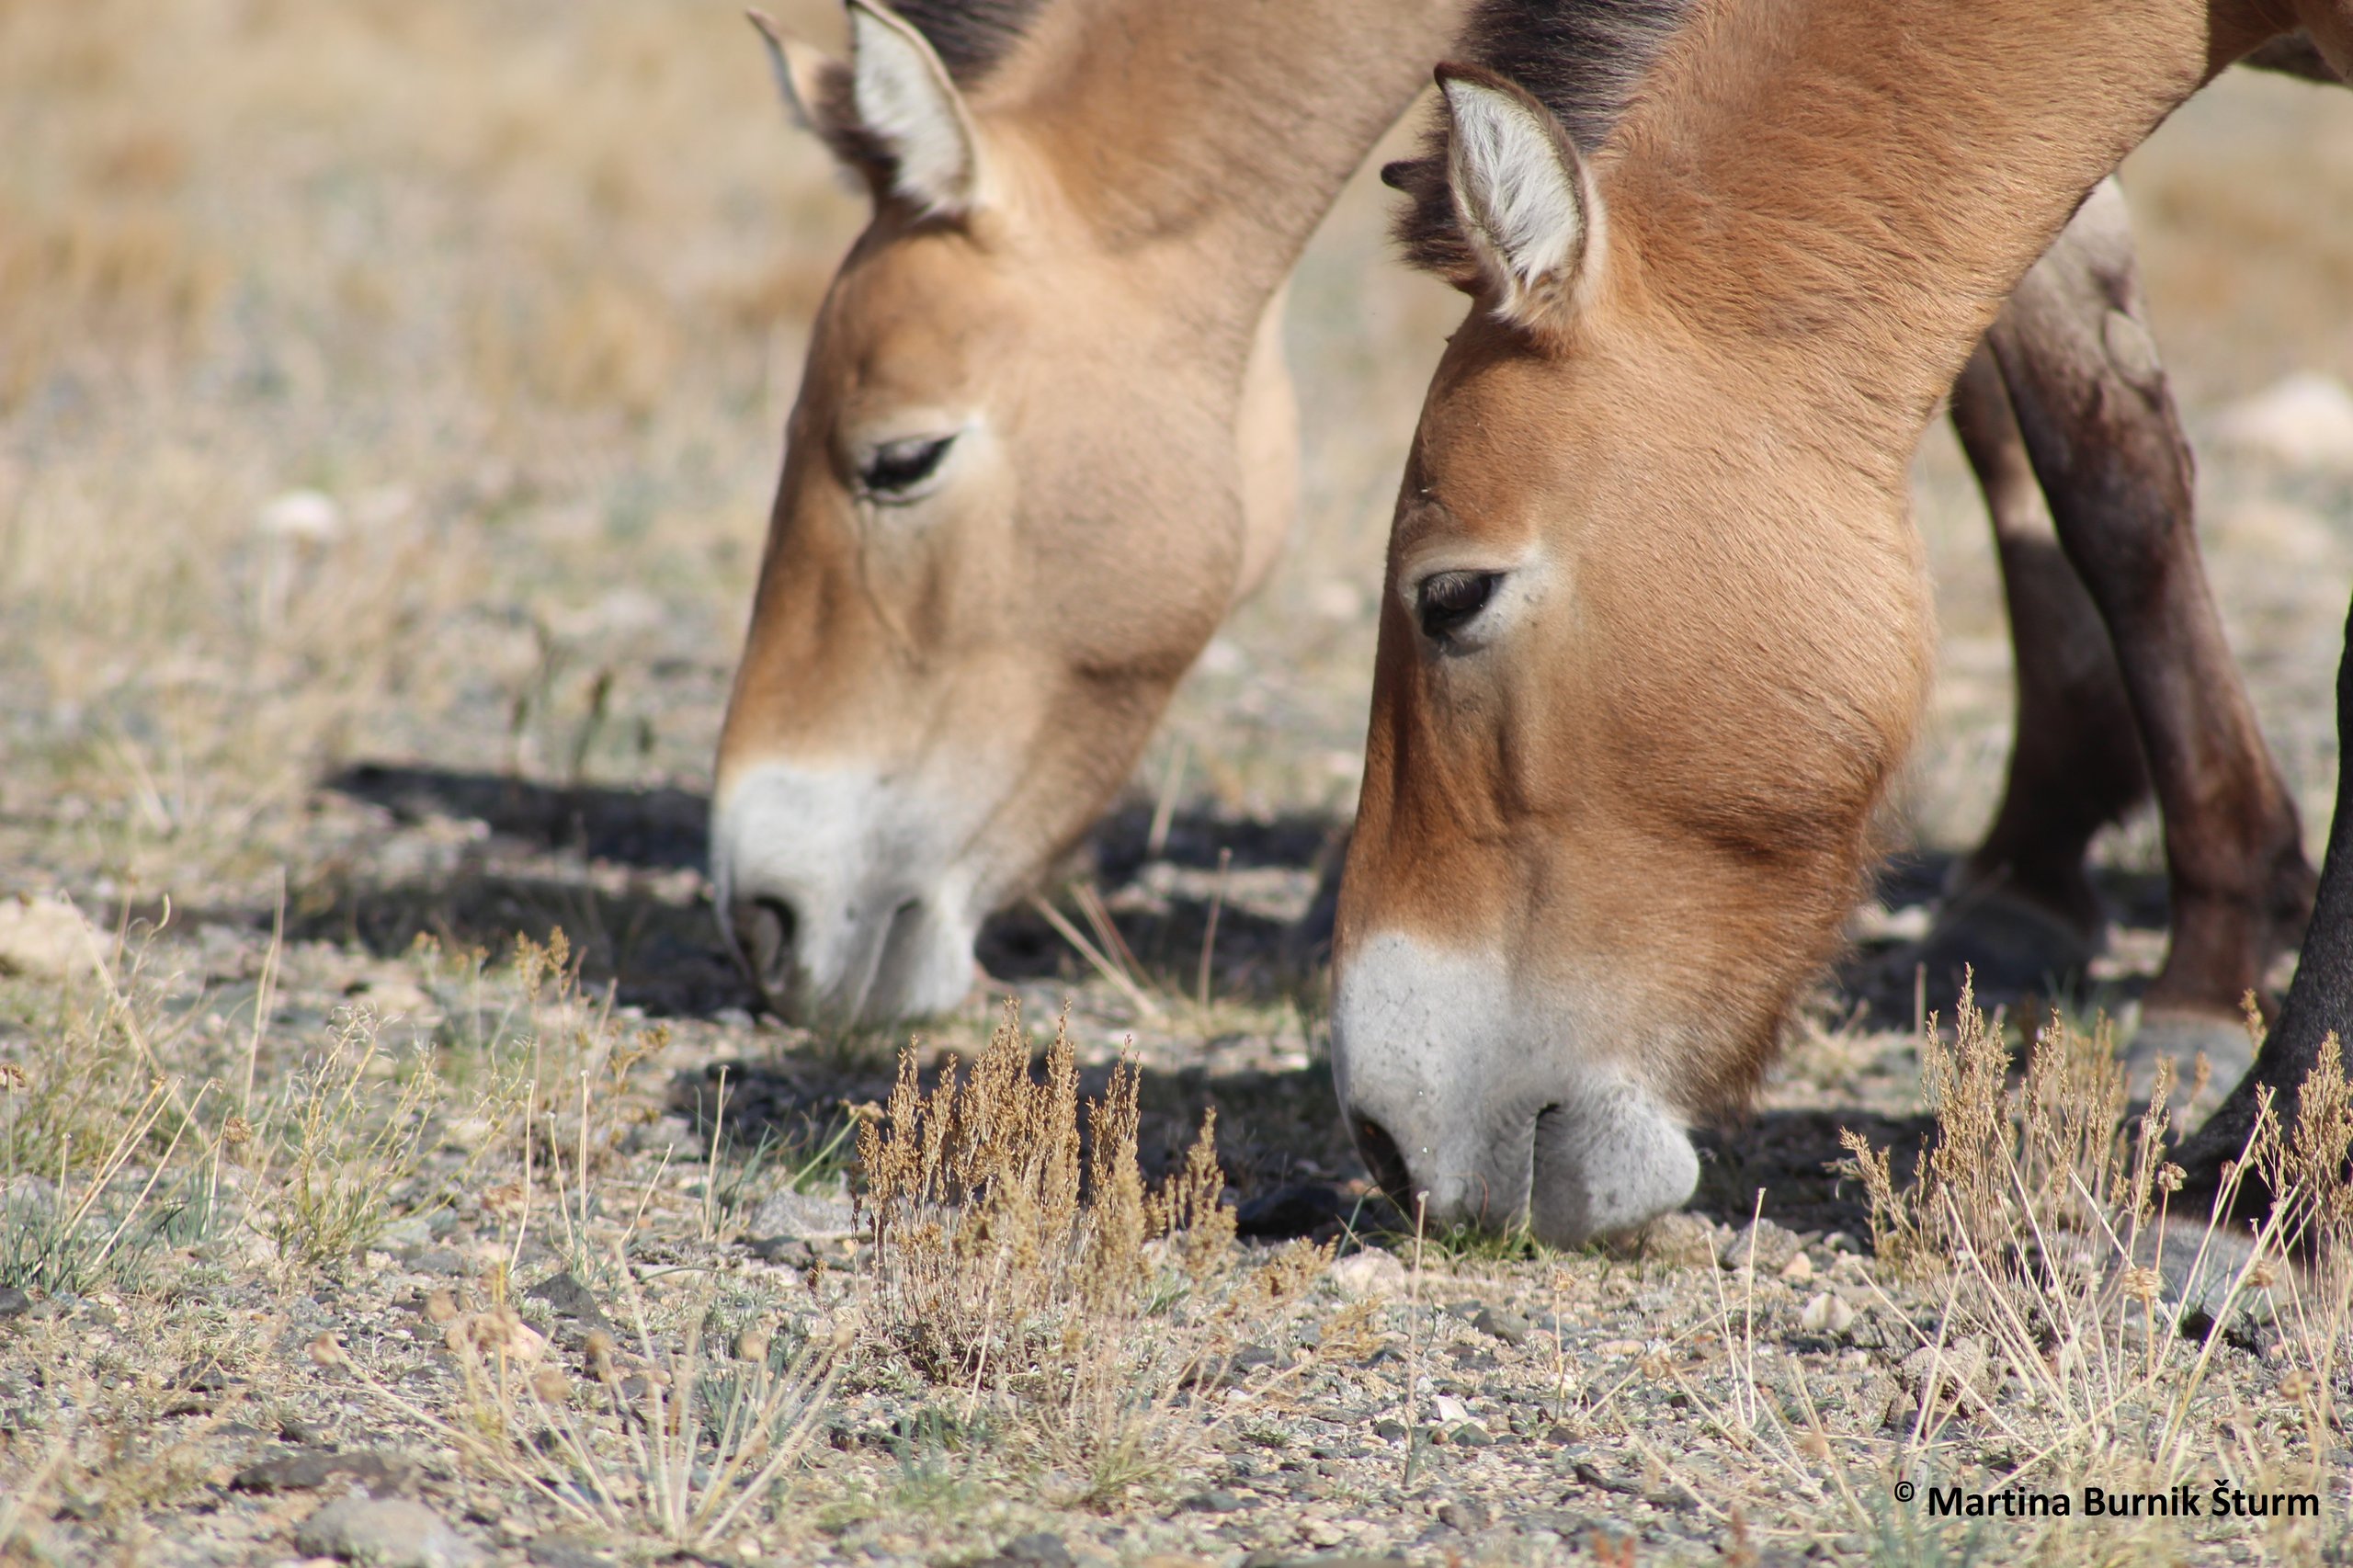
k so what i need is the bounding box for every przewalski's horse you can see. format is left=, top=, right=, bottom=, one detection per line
left=1333, top=0, right=2350, bottom=1244
left=713, top=0, right=2319, bottom=1049
left=709, top=0, right=1468, bottom=1026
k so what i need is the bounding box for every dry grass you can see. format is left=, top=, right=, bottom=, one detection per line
left=5, top=1, right=2353, bottom=1562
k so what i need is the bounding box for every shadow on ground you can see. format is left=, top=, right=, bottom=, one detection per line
left=291, top=762, right=2163, bottom=1243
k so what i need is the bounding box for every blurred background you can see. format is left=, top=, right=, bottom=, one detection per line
left=5, top=0, right=2352, bottom=1023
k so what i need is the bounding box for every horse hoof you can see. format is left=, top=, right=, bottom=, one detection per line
left=2121, top=1007, right=2256, bottom=1120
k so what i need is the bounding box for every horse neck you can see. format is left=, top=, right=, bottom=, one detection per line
left=980, top=0, right=1469, bottom=333
left=1607, top=0, right=2266, bottom=466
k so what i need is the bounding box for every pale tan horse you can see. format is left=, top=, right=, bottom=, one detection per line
left=1331, top=0, right=2351, bottom=1244
left=710, top=0, right=1468, bottom=1026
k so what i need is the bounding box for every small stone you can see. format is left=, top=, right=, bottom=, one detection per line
left=1779, top=1251, right=1815, bottom=1284
left=0, top=897, right=102, bottom=979
left=525, top=1539, right=613, bottom=1568
left=994, top=1534, right=1073, bottom=1568
left=745, top=1187, right=854, bottom=1243
left=233, top=1450, right=417, bottom=1497
left=1428, top=1394, right=1471, bottom=1426
left=1800, top=1292, right=1856, bottom=1336
left=295, top=1496, right=483, bottom=1568
left=1438, top=1500, right=1492, bottom=1532
left=377, top=1216, right=433, bottom=1251
left=1899, top=1336, right=1996, bottom=1415
left=1330, top=1250, right=1407, bottom=1299
left=1471, top=1306, right=1529, bottom=1346
left=1447, top=1422, right=1493, bottom=1448
left=443, top=1307, right=546, bottom=1367
left=1719, top=1218, right=1802, bottom=1274
left=1371, top=1418, right=1408, bottom=1441
left=1183, top=1490, right=1250, bottom=1514
left=523, top=1272, right=614, bottom=1339
left=1603, top=1210, right=1719, bottom=1267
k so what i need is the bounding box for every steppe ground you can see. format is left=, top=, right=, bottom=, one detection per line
left=6, top=3, right=2353, bottom=1564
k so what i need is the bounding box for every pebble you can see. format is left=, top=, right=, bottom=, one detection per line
left=1605, top=1210, right=1719, bottom=1267
left=523, top=1271, right=615, bottom=1339
left=745, top=1187, right=855, bottom=1242
left=295, top=1496, right=483, bottom=1568
left=1329, top=1250, right=1407, bottom=1299
left=1471, top=1306, right=1529, bottom=1346
left=1800, top=1292, right=1856, bottom=1335
left=232, top=1449, right=417, bottom=1497
left=1718, top=1218, right=1802, bottom=1275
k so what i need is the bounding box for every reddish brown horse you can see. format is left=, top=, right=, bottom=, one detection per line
left=1331, top=0, right=2349, bottom=1243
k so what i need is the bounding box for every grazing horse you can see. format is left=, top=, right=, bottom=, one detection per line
left=709, top=0, right=1468, bottom=1026
left=1332, top=0, right=2350, bottom=1244
left=712, top=0, right=2324, bottom=1060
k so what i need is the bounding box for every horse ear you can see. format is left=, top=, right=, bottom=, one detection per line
left=746, top=2, right=983, bottom=218
left=747, top=11, right=849, bottom=139
left=1438, top=65, right=1603, bottom=333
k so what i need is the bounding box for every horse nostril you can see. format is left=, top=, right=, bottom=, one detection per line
left=729, top=897, right=800, bottom=997
left=1351, top=1115, right=1415, bottom=1203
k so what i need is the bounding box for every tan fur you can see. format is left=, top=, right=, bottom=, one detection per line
left=1336, top=0, right=2339, bottom=1118
left=714, top=0, right=1469, bottom=1019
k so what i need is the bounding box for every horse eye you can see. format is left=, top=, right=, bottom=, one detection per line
left=1415, top=570, right=1502, bottom=641
left=858, top=435, right=955, bottom=498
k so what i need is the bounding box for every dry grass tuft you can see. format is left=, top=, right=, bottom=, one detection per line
left=858, top=1001, right=1236, bottom=1503
left=1828, top=983, right=2353, bottom=1560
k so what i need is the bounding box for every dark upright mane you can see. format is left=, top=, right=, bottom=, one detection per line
left=1386, top=0, right=1691, bottom=278
left=888, top=0, right=1048, bottom=86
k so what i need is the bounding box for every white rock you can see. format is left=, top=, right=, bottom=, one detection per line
left=1800, top=1291, right=1856, bottom=1335
left=1330, top=1248, right=1408, bottom=1299
left=2212, top=373, right=2353, bottom=475
left=256, top=488, right=343, bottom=541
left=1429, top=1393, right=1471, bottom=1426
left=0, top=897, right=103, bottom=979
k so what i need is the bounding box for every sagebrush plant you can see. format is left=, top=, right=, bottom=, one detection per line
left=858, top=1001, right=1237, bottom=1502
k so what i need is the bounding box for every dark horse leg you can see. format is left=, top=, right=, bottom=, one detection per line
left=1976, top=178, right=2313, bottom=1089
left=2176, top=593, right=2353, bottom=1210
left=1931, top=340, right=2151, bottom=993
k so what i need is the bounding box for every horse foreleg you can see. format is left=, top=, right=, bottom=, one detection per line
left=1985, top=178, right=2313, bottom=1094
left=1936, top=341, right=2150, bottom=991
left=2175, top=592, right=2353, bottom=1213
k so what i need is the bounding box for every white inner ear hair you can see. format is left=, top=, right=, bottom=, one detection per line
left=850, top=7, right=975, bottom=212
left=1445, top=82, right=1583, bottom=290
